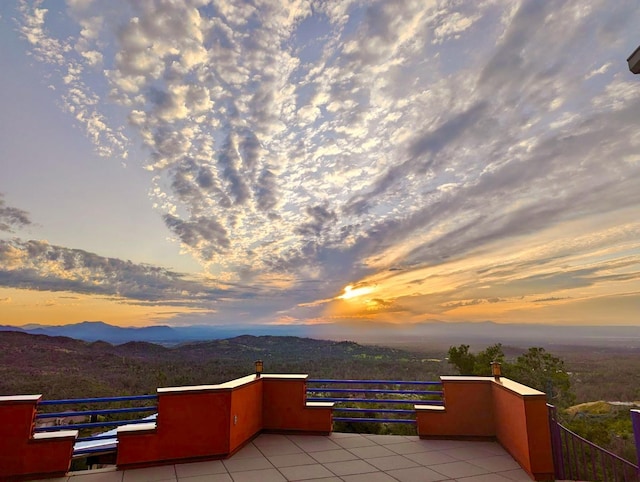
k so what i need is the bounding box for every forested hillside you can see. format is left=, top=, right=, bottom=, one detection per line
left=0, top=331, right=447, bottom=399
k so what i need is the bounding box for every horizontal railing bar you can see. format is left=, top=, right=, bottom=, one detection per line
left=307, top=388, right=442, bottom=396
left=308, top=379, right=441, bottom=385
left=39, top=395, right=157, bottom=406
left=76, top=434, right=118, bottom=443
left=334, top=417, right=416, bottom=424
left=34, top=418, right=153, bottom=432
left=36, top=406, right=157, bottom=419
left=72, top=447, right=116, bottom=457
left=307, top=397, right=443, bottom=405
left=334, top=408, right=415, bottom=414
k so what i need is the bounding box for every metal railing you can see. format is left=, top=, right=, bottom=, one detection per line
left=549, top=404, right=639, bottom=482
left=35, top=395, right=157, bottom=457
left=307, top=379, right=443, bottom=425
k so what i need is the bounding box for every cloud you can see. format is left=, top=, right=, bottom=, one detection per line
left=0, top=238, right=231, bottom=305
left=163, top=214, right=230, bottom=261
left=0, top=194, right=31, bottom=233
left=17, top=0, right=128, bottom=159
left=533, top=297, right=570, bottom=303
left=10, top=1, right=640, bottom=325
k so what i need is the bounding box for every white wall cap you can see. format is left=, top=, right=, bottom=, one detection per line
left=117, top=422, right=157, bottom=433
left=306, top=401, right=334, bottom=408
left=0, top=394, right=42, bottom=403
left=33, top=430, right=78, bottom=439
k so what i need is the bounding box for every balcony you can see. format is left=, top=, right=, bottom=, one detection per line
left=0, top=372, right=607, bottom=481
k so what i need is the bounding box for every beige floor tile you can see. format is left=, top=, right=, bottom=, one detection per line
left=231, top=444, right=263, bottom=459
left=385, top=466, right=450, bottom=481
left=341, top=473, right=398, bottom=482
left=175, top=460, right=227, bottom=478
left=178, top=474, right=232, bottom=482
left=413, top=439, right=470, bottom=451
left=405, top=450, right=458, bottom=466
left=430, top=440, right=475, bottom=450
left=296, top=479, right=341, bottom=482
left=223, top=456, right=273, bottom=473
left=467, top=455, right=521, bottom=471
left=331, top=436, right=378, bottom=449
left=328, top=432, right=361, bottom=438
left=322, top=459, right=378, bottom=476
left=430, top=461, right=490, bottom=479
left=464, top=441, right=508, bottom=456
left=267, top=452, right=317, bottom=468
left=254, top=435, right=297, bottom=450
left=290, top=437, right=342, bottom=453
left=364, top=455, right=420, bottom=471
left=122, top=464, right=177, bottom=482
left=496, top=468, right=534, bottom=481
left=439, top=446, right=499, bottom=461
left=258, top=441, right=305, bottom=456
left=279, top=463, right=335, bottom=480
left=254, top=434, right=290, bottom=445
left=285, top=434, right=322, bottom=443
left=387, top=441, right=437, bottom=455
left=362, top=434, right=414, bottom=445
left=228, top=468, right=286, bottom=482
left=347, top=444, right=396, bottom=459
left=67, top=471, right=123, bottom=482
left=309, top=449, right=359, bottom=464
left=455, top=473, right=513, bottom=481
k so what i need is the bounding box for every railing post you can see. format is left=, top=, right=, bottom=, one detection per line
left=632, top=409, right=640, bottom=475
left=547, top=404, right=565, bottom=480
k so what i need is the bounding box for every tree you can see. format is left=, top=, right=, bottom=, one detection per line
left=473, top=343, right=505, bottom=376
left=447, top=344, right=574, bottom=408
left=507, top=347, right=574, bottom=408
left=447, top=343, right=504, bottom=376
left=447, top=344, right=476, bottom=375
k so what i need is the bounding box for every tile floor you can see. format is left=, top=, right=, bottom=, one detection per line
left=35, top=432, right=539, bottom=482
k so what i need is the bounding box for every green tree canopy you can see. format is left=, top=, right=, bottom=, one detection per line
left=447, top=344, right=574, bottom=408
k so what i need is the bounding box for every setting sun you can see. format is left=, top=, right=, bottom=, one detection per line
left=339, top=285, right=374, bottom=300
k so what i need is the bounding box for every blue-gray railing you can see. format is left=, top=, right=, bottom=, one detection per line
left=307, top=379, right=443, bottom=424
left=35, top=395, right=157, bottom=457
left=549, top=404, right=640, bottom=482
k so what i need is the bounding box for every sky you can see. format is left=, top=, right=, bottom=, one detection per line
left=1, top=0, right=640, bottom=329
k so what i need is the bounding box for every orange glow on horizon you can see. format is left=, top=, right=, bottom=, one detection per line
left=0, top=287, right=206, bottom=327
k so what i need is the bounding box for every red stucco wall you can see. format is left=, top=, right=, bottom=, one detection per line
left=0, top=396, right=76, bottom=480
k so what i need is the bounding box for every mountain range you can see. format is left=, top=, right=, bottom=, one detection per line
left=0, top=321, right=313, bottom=344
left=1, top=320, right=639, bottom=348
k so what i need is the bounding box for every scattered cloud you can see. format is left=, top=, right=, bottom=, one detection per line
left=0, top=194, right=31, bottom=233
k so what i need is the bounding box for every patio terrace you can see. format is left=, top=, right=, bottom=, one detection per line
left=1, top=373, right=559, bottom=481
left=33, top=432, right=535, bottom=482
